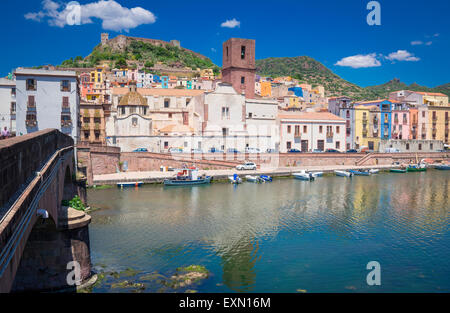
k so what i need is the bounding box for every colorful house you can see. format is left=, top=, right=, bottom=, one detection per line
left=161, top=76, right=169, bottom=89
left=260, top=81, right=272, bottom=97
left=288, top=86, right=303, bottom=98
left=391, top=101, right=410, bottom=140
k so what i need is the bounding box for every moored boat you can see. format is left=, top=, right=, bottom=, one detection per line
left=390, top=168, right=406, bottom=173
left=369, top=169, right=379, bottom=174
left=164, top=168, right=212, bottom=186
left=406, top=165, right=427, bottom=172
left=349, top=169, right=371, bottom=176
left=117, top=181, right=143, bottom=188
left=245, top=175, right=263, bottom=183
left=293, top=171, right=314, bottom=181
left=311, top=171, right=323, bottom=178
left=434, top=164, right=450, bottom=170
left=260, top=175, right=273, bottom=182
left=334, top=170, right=352, bottom=177
left=228, top=174, right=242, bottom=184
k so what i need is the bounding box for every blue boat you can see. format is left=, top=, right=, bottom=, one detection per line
left=293, top=171, right=314, bottom=181
left=228, top=173, right=242, bottom=184
left=117, top=181, right=143, bottom=188
left=434, top=164, right=450, bottom=170
left=260, top=175, right=273, bottom=182
left=349, top=170, right=371, bottom=176
left=164, top=168, right=212, bottom=186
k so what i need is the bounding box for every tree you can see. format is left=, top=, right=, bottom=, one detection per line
left=115, top=58, right=127, bottom=69
left=145, top=61, right=154, bottom=68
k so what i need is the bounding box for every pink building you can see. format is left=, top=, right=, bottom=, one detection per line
left=391, top=101, right=410, bottom=140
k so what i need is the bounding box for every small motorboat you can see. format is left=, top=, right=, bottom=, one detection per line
left=293, top=171, right=314, bottom=181
left=117, top=181, right=143, bottom=188
left=164, top=168, right=212, bottom=186
left=349, top=169, right=371, bottom=176
left=311, top=172, right=323, bottom=178
left=406, top=164, right=427, bottom=172
left=334, top=170, right=353, bottom=177
left=260, top=175, right=273, bottom=182
left=390, top=168, right=406, bottom=173
left=228, top=174, right=242, bottom=184
left=245, top=175, right=263, bottom=183
left=369, top=169, right=379, bottom=174
left=434, top=164, right=450, bottom=170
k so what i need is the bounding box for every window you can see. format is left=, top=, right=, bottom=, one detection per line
left=130, top=107, right=136, bottom=114
left=287, top=125, right=291, bottom=134
left=287, top=141, right=292, bottom=150
left=295, top=125, right=300, bottom=136
left=406, top=143, right=410, bottom=150
left=10, top=102, right=16, bottom=114
left=61, top=80, right=70, bottom=92
left=132, top=117, right=138, bottom=126
left=422, top=111, right=425, bottom=118
left=84, top=131, right=89, bottom=139
left=95, top=132, right=100, bottom=140
left=418, top=143, right=422, bottom=150
left=248, top=112, right=253, bottom=118
left=62, top=96, right=69, bottom=108
left=226, top=46, right=229, bottom=59
left=241, top=76, right=245, bottom=84
left=241, top=45, right=246, bottom=59
left=168, top=113, right=172, bottom=118
left=26, top=79, right=36, bottom=91
left=164, top=141, right=169, bottom=149
left=336, top=126, right=340, bottom=134
left=430, top=143, right=433, bottom=150
left=11, top=88, right=16, bottom=96
left=346, top=110, right=350, bottom=118
left=335, top=141, right=340, bottom=150
left=164, top=98, right=170, bottom=108
left=121, top=107, right=125, bottom=115
left=319, top=125, right=323, bottom=133
left=221, top=107, right=229, bottom=119
left=186, top=98, right=191, bottom=106
left=28, top=95, right=35, bottom=107
left=303, top=125, right=307, bottom=133
left=222, top=128, right=229, bottom=136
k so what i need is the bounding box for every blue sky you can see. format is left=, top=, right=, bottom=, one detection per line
left=0, top=0, right=448, bottom=87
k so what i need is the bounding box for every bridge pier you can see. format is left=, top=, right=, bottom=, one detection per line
left=11, top=207, right=92, bottom=292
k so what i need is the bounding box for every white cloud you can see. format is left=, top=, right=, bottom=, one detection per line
left=425, top=41, right=432, bottom=46
left=433, top=33, right=440, bottom=37
left=221, top=18, right=240, bottom=28
left=211, top=48, right=217, bottom=53
left=24, top=0, right=156, bottom=32
left=386, top=50, right=420, bottom=62
left=335, top=53, right=381, bottom=69
left=411, top=40, right=423, bottom=45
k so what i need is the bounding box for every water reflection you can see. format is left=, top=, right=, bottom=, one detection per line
left=88, top=171, right=450, bottom=292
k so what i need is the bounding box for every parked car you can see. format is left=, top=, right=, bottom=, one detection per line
left=209, top=147, right=224, bottom=153
left=384, top=148, right=400, bottom=153
left=288, top=149, right=302, bottom=153
left=236, top=162, right=257, bottom=170
left=245, top=147, right=261, bottom=153
left=227, top=148, right=241, bottom=153
left=312, top=149, right=324, bottom=153
left=168, top=147, right=183, bottom=153
left=325, top=148, right=340, bottom=153
left=133, top=148, right=148, bottom=152
left=346, top=149, right=358, bottom=153
left=191, top=148, right=203, bottom=153
left=266, top=148, right=278, bottom=153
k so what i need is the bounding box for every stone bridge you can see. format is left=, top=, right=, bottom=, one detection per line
left=0, top=129, right=92, bottom=293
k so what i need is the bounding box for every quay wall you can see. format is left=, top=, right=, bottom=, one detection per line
left=77, top=143, right=450, bottom=185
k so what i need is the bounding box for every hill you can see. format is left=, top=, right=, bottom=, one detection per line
left=58, top=35, right=220, bottom=76
left=255, top=56, right=449, bottom=100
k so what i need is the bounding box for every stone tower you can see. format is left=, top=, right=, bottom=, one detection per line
left=101, top=33, right=109, bottom=46
left=221, top=38, right=256, bottom=99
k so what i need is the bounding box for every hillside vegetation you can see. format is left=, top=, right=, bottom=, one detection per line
left=256, top=56, right=449, bottom=100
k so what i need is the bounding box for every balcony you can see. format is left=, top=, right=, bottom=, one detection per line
left=27, top=101, right=36, bottom=108
left=61, top=120, right=72, bottom=127
left=362, top=119, right=368, bottom=125
left=95, top=122, right=100, bottom=130
left=82, top=124, right=90, bottom=131
left=326, top=132, right=333, bottom=138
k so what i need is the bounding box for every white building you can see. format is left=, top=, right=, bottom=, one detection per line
left=279, top=112, right=346, bottom=152
left=195, top=82, right=278, bottom=152
left=0, top=78, right=16, bottom=135
left=14, top=68, right=79, bottom=141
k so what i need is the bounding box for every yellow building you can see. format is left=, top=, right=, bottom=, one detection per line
left=260, top=81, right=272, bottom=97
left=417, top=92, right=449, bottom=144
left=200, top=68, right=215, bottom=80
left=354, top=105, right=380, bottom=150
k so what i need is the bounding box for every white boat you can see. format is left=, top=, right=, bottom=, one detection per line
left=228, top=174, right=242, bottom=184
left=245, top=175, right=263, bottom=183
left=334, top=170, right=353, bottom=177
left=369, top=169, right=379, bottom=174
left=311, top=171, right=323, bottom=178
left=293, top=170, right=314, bottom=181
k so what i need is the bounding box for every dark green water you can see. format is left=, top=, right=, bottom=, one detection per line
left=87, top=171, right=450, bottom=292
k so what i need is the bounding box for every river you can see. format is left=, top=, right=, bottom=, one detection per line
left=86, top=170, right=450, bottom=292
